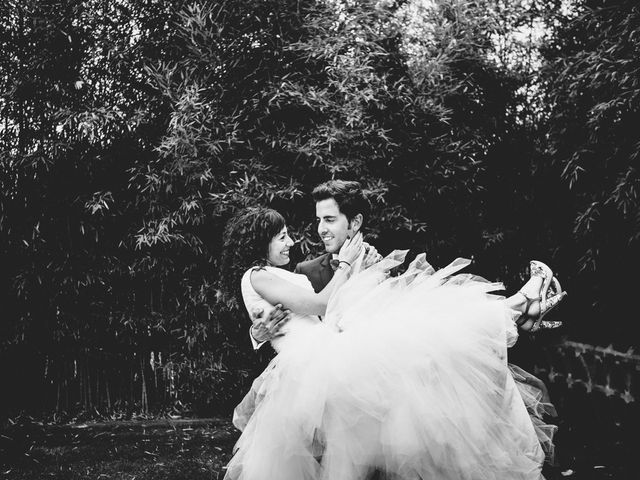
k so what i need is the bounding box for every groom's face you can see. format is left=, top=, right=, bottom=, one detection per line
left=315, top=198, right=357, bottom=254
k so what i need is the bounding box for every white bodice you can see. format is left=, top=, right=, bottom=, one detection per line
left=241, top=266, right=322, bottom=352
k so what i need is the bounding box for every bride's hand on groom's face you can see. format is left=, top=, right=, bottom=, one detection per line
left=338, top=232, right=363, bottom=266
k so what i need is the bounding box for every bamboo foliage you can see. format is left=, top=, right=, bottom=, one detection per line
left=1, top=0, right=638, bottom=417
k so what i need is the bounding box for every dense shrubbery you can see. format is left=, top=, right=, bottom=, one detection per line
left=1, top=0, right=638, bottom=417
left=538, top=0, right=640, bottom=343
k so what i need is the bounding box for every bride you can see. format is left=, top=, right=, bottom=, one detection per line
left=220, top=206, right=565, bottom=480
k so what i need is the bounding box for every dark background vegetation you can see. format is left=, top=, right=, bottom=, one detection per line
left=1, top=1, right=638, bottom=472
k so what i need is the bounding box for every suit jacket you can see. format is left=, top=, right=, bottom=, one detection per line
left=294, top=253, right=334, bottom=293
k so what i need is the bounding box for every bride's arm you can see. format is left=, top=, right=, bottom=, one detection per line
left=250, top=264, right=349, bottom=316
left=251, top=234, right=363, bottom=316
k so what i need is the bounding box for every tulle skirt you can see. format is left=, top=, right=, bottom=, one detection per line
left=225, top=252, right=556, bottom=480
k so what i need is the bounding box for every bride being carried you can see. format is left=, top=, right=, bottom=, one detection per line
left=220, top=180, right=566, bottom=480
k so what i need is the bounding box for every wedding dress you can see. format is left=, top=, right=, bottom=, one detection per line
left=225, top=252, right=556, bottom=480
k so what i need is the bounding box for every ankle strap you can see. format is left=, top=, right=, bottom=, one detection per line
left=518, top=290, right=541, bottom=302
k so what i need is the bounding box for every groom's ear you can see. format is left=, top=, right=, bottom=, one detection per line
left=349, top=213, right=363, bottom=233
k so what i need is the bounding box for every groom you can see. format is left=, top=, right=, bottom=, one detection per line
left=296, top=179, right=380, bottom=291
left=250, top=180, right=381, bottom=346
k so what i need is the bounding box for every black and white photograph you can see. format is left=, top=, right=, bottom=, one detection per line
left=1, top=0, right=638, bottom=479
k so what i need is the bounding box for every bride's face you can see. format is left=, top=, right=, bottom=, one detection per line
left=267, top=226, right=294, bottom=266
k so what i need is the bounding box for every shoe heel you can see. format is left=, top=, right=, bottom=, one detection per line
left=545, top=290, right=567, bottom=311
left=532, top=291, right=567, bottom=332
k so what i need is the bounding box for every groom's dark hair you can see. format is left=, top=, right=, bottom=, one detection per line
left=312, top=180, right=370, bottom=226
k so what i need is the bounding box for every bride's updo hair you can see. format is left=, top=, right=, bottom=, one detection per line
left=220, top=207, right=286, bottom=305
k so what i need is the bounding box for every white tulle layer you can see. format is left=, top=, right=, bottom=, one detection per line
left=226, top=252, right=556, bottom=480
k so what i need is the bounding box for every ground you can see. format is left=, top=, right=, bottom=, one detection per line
left=1, top=419, right=236, bottom=480
left=1, top=399, right=636, bottom=480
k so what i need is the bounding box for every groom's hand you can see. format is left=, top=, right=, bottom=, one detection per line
left=250, top=304, right=291, bottom=343
left=362, top=242, right=383, bottom=269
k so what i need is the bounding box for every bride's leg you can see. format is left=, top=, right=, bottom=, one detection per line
left=502, top=275, right=544, bottom=331
left=502, top=261, right=567, bottom=332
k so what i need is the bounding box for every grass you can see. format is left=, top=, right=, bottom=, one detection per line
left=1, top=419, right=238, bottom=480
left=2, top=384, right=638, bottom=480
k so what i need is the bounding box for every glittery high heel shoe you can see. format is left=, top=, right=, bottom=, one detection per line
left=516, top=261, right=567, bottom=332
